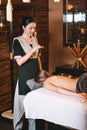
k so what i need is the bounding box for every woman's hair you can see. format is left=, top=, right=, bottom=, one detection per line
left=76, top=73, right=87, bottom=93
left=34, top=70, right=50, bottom=83
left=21, top=16, right=36, bottom=27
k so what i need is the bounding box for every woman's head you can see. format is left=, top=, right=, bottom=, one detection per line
left=22, top=16, right=36, bottom=27
left=76, top=73, right=87, bottom=93
left=21, top=16, right=36, bottom=37
left=35, top=70, right=50, bottom=83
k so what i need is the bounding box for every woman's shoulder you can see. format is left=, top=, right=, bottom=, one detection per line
left=13, top=36, right=22, bottom=41
left=13, top=36, right=23, bottom=45
left=45, top=75, right=58, bottom=82
left=13, top=37, right=23, bottom=51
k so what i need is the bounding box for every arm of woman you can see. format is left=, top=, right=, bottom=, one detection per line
left=15, top=44, right=41, bottom=66
left=13, top=39, right=42, bottom=66
left=56, top=87, right=86, bottom=98
left=43, top=76, right=86, bottom=99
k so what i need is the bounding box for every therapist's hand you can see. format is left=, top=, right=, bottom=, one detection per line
left=33, top=45, right=44, bottom=52
left=78, top=93, right=87, bottom=99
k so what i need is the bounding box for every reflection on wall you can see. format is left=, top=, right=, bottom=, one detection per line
left=63, top=12, right=86, bottom=23
left=63, top=0, right=87, bottom=46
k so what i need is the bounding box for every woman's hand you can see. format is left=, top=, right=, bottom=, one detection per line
left=16, top=45, right=44, bottom=66
left=33, top=45, right=44, bottom=53
left=78, top=93, right=87, bottom=99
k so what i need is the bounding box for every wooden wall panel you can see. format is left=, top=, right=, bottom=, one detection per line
left=0, top=1, right=48, bottom=113
left=0, top=32, right=12, bottom=112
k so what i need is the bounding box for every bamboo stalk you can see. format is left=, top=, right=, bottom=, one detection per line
left=73, top=44, right=80, bottom=57
left=77, top=39, right=80, bottom=54
left=67, top=46, right=77, bottom=57
left=79, top=59, right=87, bottom=68
left=81, top=45, right=87, bottom=56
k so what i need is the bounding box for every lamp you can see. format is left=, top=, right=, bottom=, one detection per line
left=0, top=16, right=4, bottom=27
left=67, top=4, right=73, bottom=10
left=54, top=0, right=60, bottom=2
left=6, top=0, right=13, bottom=22
left=0, top=22, right=3, bottom=27
left=22, top=0, right=31, bottom=3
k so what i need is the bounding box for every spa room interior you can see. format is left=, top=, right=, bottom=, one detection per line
left=0, top=0, right=87, bottom=130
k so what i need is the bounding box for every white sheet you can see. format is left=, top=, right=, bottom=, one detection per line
left=23, top=88, right=87, bottom=130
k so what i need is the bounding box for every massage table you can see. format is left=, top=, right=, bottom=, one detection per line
left=23, top=88, right=87, bottom=130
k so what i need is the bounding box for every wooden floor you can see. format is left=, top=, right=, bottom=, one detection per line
left=0, top=116, right=13, bottom=130
left=0, top=116, right=70, bottom=130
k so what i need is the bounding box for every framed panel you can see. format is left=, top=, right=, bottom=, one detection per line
left=63, top=0, right=87, bottom=47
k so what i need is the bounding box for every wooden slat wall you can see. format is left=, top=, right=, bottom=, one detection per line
left=0, top=0, right=48, bottom=113
left=0, top=24, right=12, bottom=112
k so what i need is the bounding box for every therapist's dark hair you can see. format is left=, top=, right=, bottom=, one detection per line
left=21, top=16, right=36, bottom=27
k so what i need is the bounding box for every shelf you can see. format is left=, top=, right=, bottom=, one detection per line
left=54, top=64, right=87, bottom=77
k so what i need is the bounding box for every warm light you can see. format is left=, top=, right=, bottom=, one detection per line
left=80, top=28, right=86, bottom=34
left=0, top=0, right=1, bottom=5
left=22, top=0, right=30, bottom=3
left=54, top=0, right=60, bottom=2
left=0, top=22, right=3, bottom=27
left=67, top=4, right=73, bottom=10
left=6, top=0, right=13, bottom=22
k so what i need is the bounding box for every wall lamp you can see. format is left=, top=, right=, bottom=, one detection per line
left=22, top=0, right=31, bottom=3
left=54, top=0, right=60, bottom=2
left=6, top=0, right=13, bottom=22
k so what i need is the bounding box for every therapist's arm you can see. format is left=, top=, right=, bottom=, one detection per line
left=15, top=45, right=42, bottom=66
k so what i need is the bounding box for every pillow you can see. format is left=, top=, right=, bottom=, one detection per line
left=26, top=79, right=43, bottom=91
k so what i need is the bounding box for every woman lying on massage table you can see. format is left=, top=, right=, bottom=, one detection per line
left=26, top=71, right=87, bottom=130
left=43, top=73, right=87, bottom=99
